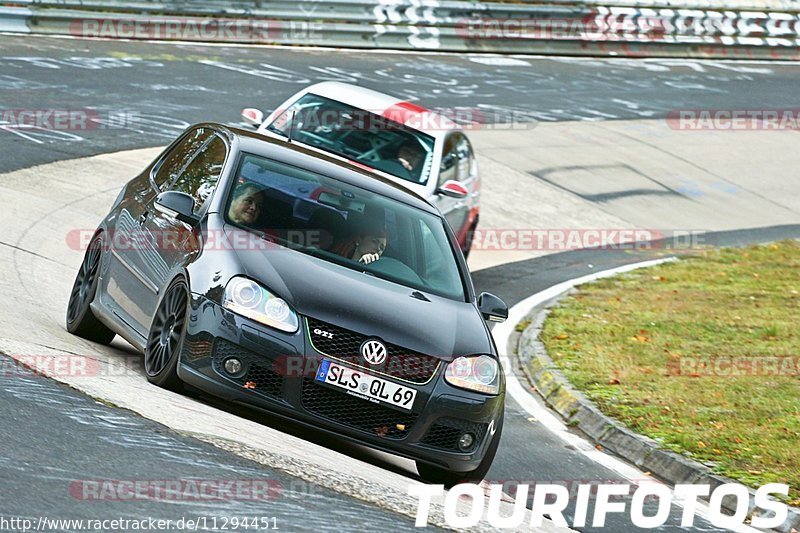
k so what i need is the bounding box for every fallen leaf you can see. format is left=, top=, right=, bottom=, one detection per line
left=697, top=441, right=707, bottom=449
left=243, top=381, right=256, bottom=389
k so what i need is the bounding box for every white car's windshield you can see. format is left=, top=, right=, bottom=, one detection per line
left=225, top=154, right=466, bottom=301
left=265, top=93, right=436, bottom=185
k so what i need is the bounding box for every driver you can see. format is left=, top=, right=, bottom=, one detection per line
left=227, top=181, right=264, bottom=227
left=396, top=139, right=424, bottom=174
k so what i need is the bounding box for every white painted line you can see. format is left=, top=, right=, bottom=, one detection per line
left=492, top=257, right=762, bottom=533
left=468, top=56, right=531, bottom=67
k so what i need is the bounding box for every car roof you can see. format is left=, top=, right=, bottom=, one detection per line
left=216, top=123, right=440, bottom=215
left=301, top=82, right=460, bottom=140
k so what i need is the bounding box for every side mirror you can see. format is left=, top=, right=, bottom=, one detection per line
left=241, top=108, right=264, bottom=127
left=478, top=292, right=508, bottom=323
left=155, top=191, right=199, bottom=225
left=437, top=180, right=469, bottom=199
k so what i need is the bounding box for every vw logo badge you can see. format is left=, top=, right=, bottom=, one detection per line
left=360, top=339, right=387, bottom=365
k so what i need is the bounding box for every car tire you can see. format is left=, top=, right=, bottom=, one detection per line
left=144, top=277, right=188, bottom=391
left=416, top=414, right=503, bottom=487
left=66, top=233, right=116, bottom=345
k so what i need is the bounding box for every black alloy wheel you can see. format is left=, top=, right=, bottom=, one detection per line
left=66, top=234, right=115, bottom=344
left=144, top=278, right=188, bottom=390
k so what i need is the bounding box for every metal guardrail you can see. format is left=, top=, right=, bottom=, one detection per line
left=1, top=0, right=799, bottom=58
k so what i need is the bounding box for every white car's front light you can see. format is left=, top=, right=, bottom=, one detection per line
left=444, top=355, right=500, bottom=395
left=223, top=276, right=299, bottom=333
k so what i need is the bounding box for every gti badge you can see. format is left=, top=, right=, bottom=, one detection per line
left=360, top=339, right=387, bottom=365
left=313, top=328, right=334, bottom=339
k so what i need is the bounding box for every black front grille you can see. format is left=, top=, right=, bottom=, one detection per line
left=421, top=417, right=488, bottom=453
left=212, top=339, right=284, bottom=398
left=307, top=318, right=440, bottom=384
left=301, top=378, right=418, bottom=439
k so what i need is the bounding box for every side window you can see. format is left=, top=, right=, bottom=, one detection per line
left=153, top=128, right=214, bottom=191
left=455, top=136, right=473, bottom=182
left=417, top=218, right=459, bottom=295
left=170, top=135, right=227, bottom=214
left=438, top=135, right=458, bottom=186
left=419, top=222, right=441, bottom=271
left=153, top=128, right=227, bottom=214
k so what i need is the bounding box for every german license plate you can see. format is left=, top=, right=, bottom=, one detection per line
left=315, top=359, right=416, bottom=411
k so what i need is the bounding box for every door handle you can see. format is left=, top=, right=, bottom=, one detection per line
left=138, top=211, right=149, bottom=225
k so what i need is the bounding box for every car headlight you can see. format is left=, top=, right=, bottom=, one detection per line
left=444, top=355, right=500, bottom=395
left=223, top=277, right=299, bottom=333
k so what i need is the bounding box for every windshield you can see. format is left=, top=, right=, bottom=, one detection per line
left=224, top=154, right=466, bottom=301
left=265, top=93, right=436, bottom=185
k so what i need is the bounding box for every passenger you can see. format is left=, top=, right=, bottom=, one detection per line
left=227, top=182, right=264, bottom=227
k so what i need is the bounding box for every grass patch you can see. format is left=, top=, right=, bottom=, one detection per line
left=539, top=241, right=800, bottom=505
left=515, top=318, right=533, bottom=332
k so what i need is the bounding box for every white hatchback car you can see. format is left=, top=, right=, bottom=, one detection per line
left=241, top=82, right=480, bottom=256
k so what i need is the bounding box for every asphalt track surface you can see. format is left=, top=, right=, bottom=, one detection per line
left=3, top=34, right=800, bottom=174
left=2, top=34, right=800, bottom=532
left=0, top=367, right=437, bottom=531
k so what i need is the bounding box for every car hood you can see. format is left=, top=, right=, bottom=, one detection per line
left=224, top=225, right=491, bottom=361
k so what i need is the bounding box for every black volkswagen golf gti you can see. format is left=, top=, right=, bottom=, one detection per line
left=66, top=123, right=508, bottom=484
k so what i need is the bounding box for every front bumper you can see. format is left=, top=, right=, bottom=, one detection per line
left=177, top=294, right=505, bottom=472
